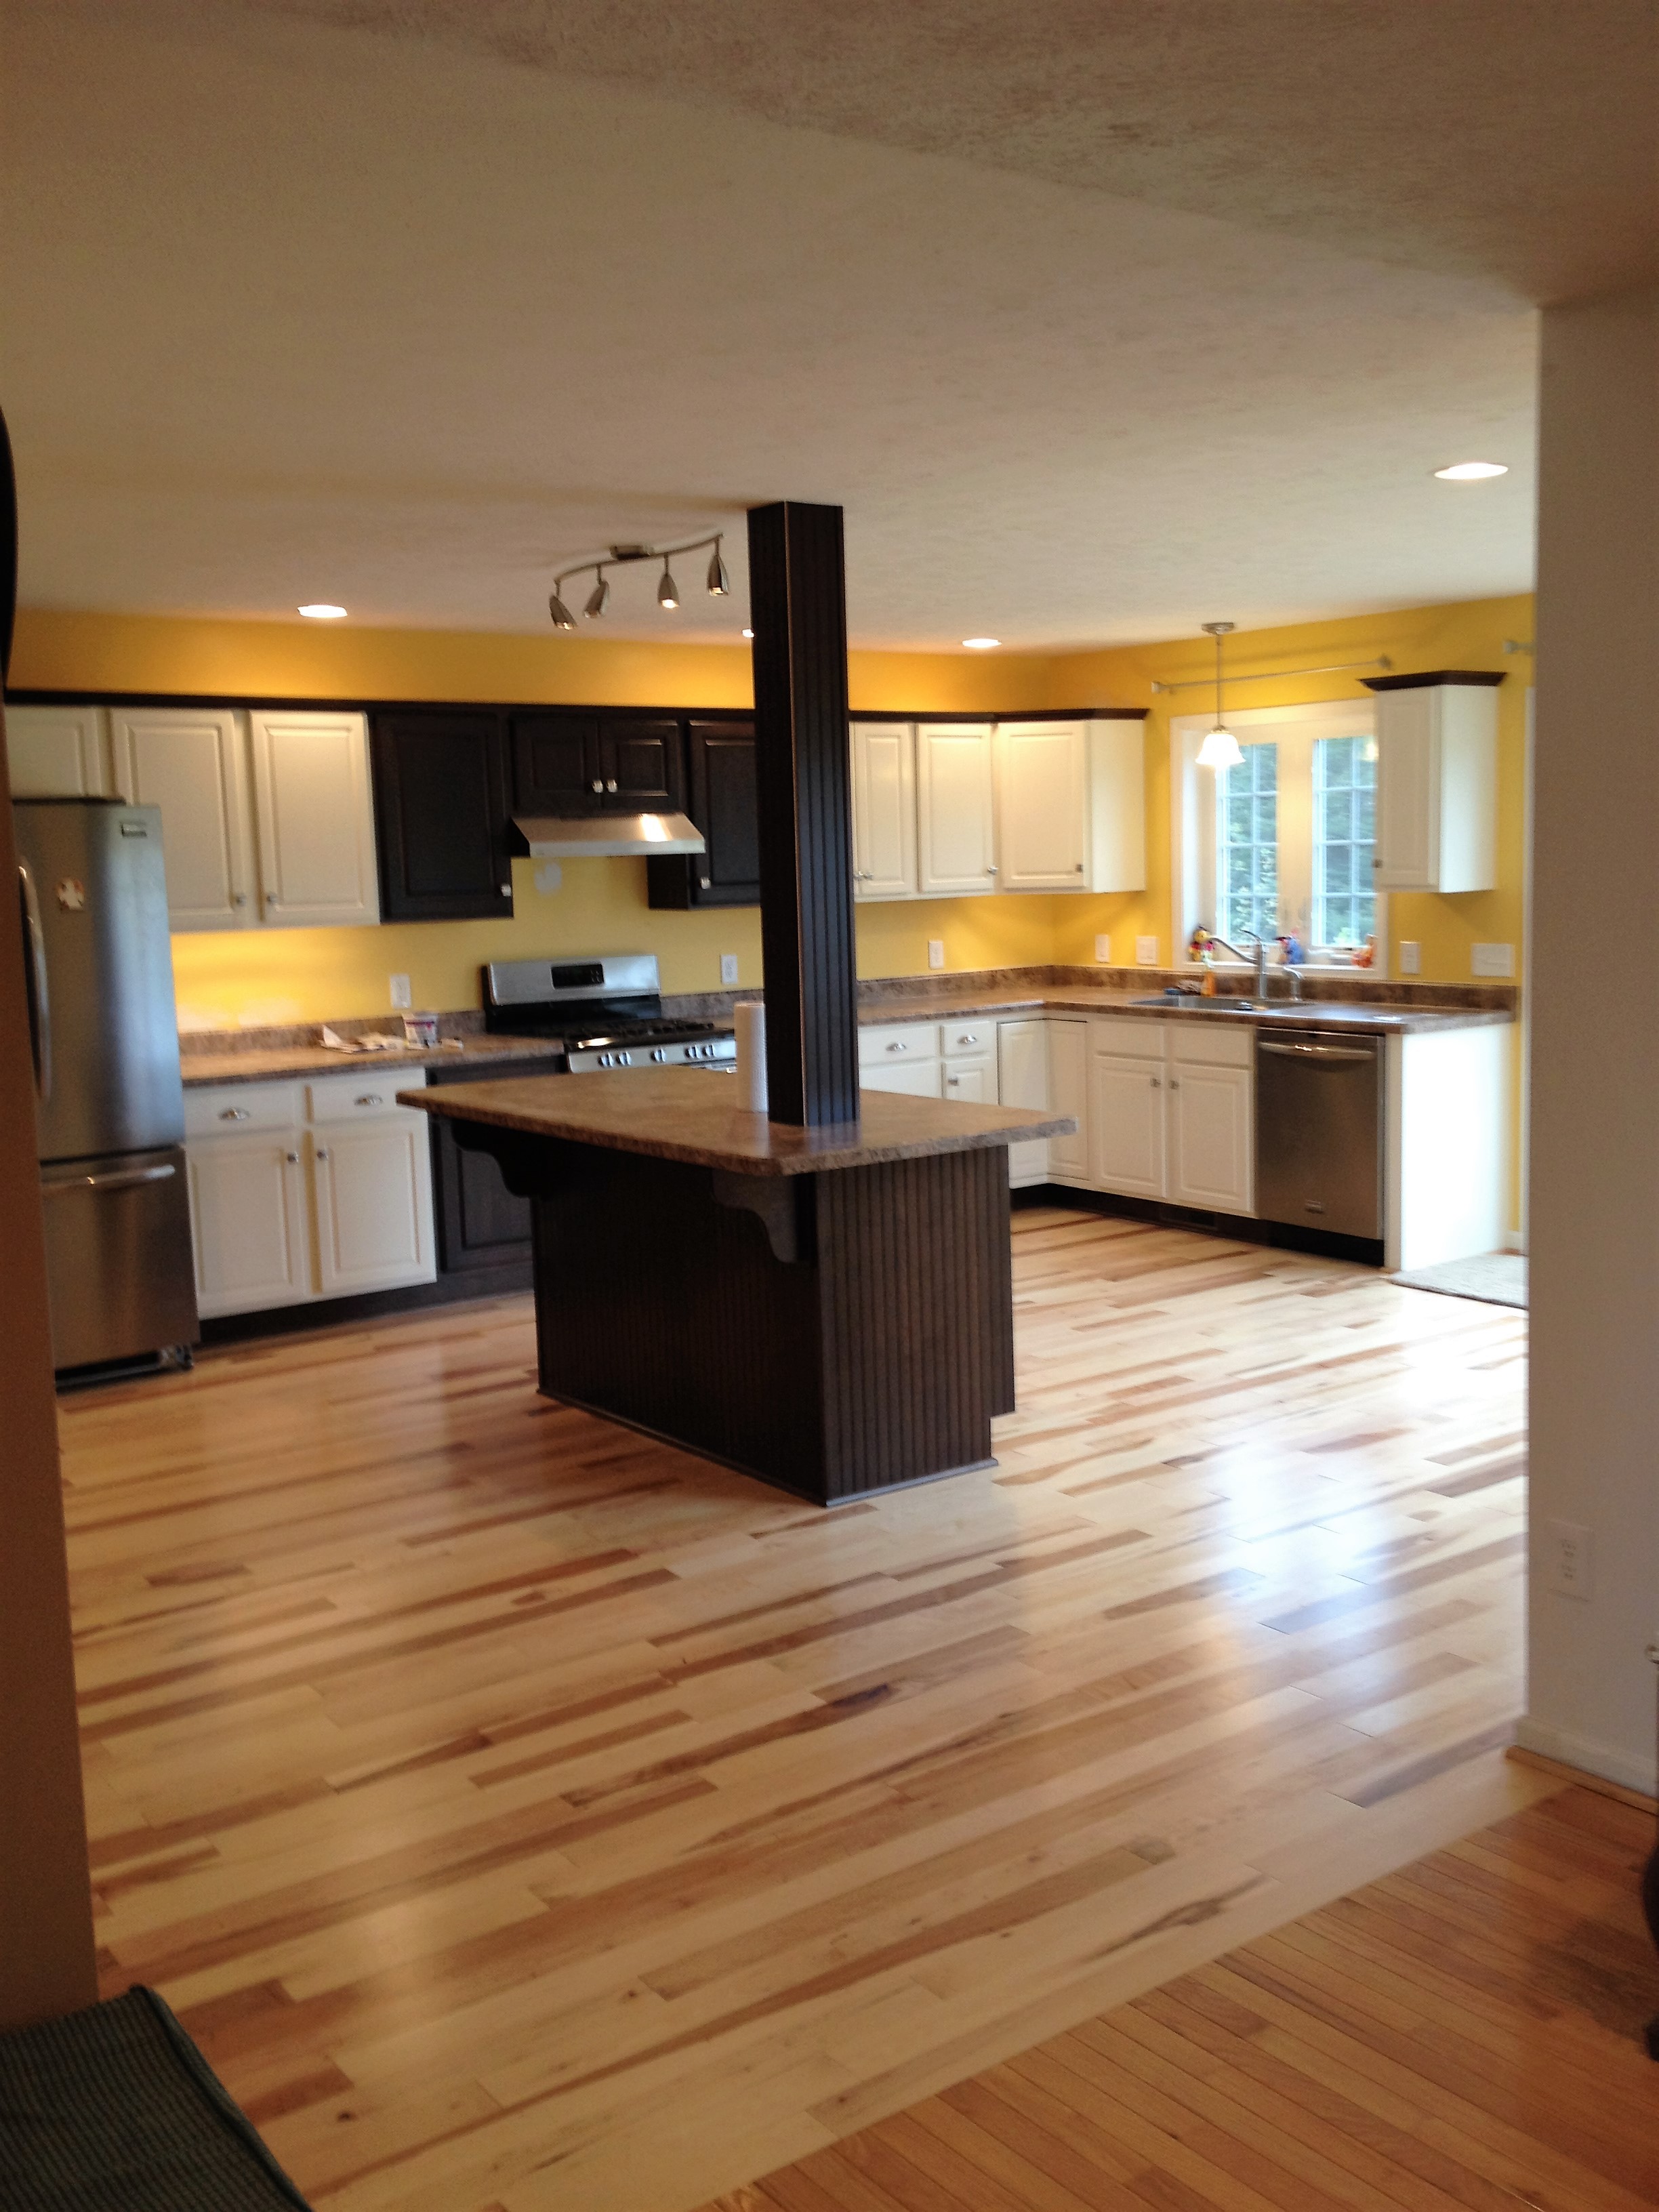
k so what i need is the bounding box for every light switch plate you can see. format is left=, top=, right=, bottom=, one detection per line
left=1397, top=941, right=1421, bottom=977
left=388, top=973, right=412, bottom=1009
left=720, top=953, right=739, bottom=985
left=928, top=939, right=945, bottom=970
left=1135, top=936, right=1159, bottom=966
left=1545, top=1519, right=1594, bottom=1599
left=1094, top=934, right=1111, bottom=963
left=533, top=861, right=562, bottom=895
left=1472, top=943, right=1515, bottom=978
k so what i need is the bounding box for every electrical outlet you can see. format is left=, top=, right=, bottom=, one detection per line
left=1545, top=1519, right=1595, bottom=1600
left=1135, top=936, right=1159, bottom=966
left=388, top=973, right=412, bottom=1009
left=1094, top=935, right=1111, bottom=964
left=1397, top=941, right=1421, bottom=977
left=720, top=953, right=739, bottom=986
left=1472, top=942, right=1515, bottom=978
left=928, top=939, right=945, bottom=970
left=533, top=861, right=562, bottom=895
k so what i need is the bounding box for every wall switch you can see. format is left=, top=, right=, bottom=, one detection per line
left=1135, top=936, right=1159, bottom=966
left=1094, top=934, right=1111, bottom=964
left=1472, top=942, right=1515, bottom=978
left=1397, top=941, right=1421, bottom=977
left=533, top=861, right=562, bottom=895
left=720, top=953, right=739, bottom=985
left=1545, top=1519, right=1595, bottom=1600
left=388, top=973, right=412, bottom=1009
left=927, top=939, right=945, bottom=970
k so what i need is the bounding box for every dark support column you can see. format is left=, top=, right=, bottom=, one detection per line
left=747, top=501, right=860, bottom=1126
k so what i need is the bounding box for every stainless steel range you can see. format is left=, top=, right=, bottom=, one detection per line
left=482, top=954, right=737, bottom=1073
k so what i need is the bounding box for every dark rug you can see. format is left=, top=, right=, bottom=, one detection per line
left=0, top=1985, right=312, bottom=2209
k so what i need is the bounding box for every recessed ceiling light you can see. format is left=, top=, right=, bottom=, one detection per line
left=1433, top=462, right=1507, bottom=481
left=298, top=602, right=348, bottom=619
left=741, top=628, right=754, bottom=640
left=963, top=636, right=1001, bottom=650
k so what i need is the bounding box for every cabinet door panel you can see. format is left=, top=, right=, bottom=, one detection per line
left=250, top=712, right=379, bottom=927
left=188, top=1136, right=312, bottom=1316
left=1047, top=1019, right=1088, bottom=1180
left=859, top=1059, right=943, bottom=1097
left=851, top=721, right=916, bottom=899
left=600, top=719, right=681, bottom=808
left=312, top=1118, right=436, bottom=1296
left=373, top=710, right=513, bottom=920
left=1168, top=1064, right=1253, bottom=1214
left=690, top=721, right=759, bottom=901
left=5, top=704, right=113, bottom=797
left=996, top=722, right=1085, bottom=890
left=1374, top=688, right=1436, bottom=890
left=512, top=713, right=600, bottom=813
left=998, top=1017, right=1050, bottom=1185
left=942, top=1054, right=996, bottom=1104
left=112, top=708, right=255, bottom=930
left=916, top=723, right=996, bottom=895
left=1088, top=1053, right=1166, bottom=1197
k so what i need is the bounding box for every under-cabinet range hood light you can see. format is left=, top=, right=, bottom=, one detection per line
left=513, top=812, right=707, bottom=859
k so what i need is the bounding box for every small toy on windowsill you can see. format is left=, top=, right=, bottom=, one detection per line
left=1352, top=934, right=1377, bottom=969
left=1277, top=933, right=1305, bottom=967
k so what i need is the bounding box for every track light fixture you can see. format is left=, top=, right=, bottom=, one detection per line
left=546, top=533, right=739, bottom=627
left=1195, top=621, right=1244, bottom=771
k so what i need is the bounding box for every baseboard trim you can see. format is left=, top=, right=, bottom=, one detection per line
left=1511, top=1717, right=1658, bottom=1801
left=1507, top=1744, right=1657, bottom=1814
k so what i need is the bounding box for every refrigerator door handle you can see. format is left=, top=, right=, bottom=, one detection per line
left=43, top=1162, right=178, bottom=1196
left=17, top=859, right=51, bottom=1104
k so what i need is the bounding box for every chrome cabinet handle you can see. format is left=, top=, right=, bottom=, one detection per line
left=43, top=1162, right=176, bottom=1196
left=219, top=1107, right=250, bottom=1121
left=1258, top=1040, right=1374, bottom=1063
left=886, top=1040, right=907, bottom=1052
left=956, top=1033, right=977, bottom=1045
left=354, top=1094, right=384, bottom=1107
left=17, top=861, right=50, bottom=1105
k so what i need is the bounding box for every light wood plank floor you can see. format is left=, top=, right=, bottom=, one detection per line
left=61, top=1208, right=1545, bottom=2212
left=701, top=1784, right=1659, bottom=2212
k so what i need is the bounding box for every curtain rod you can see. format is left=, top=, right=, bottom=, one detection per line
left=1149, top=653, right=1393, bottom=695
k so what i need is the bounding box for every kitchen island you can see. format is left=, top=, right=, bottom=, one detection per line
left=405, top=1069, right=1074, bottom=1504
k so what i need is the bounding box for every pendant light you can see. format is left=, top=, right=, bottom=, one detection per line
left=657, top=557, right=679, bottom=610
left=705, top=536, right=731, bottom=596
left=1195, top=621, right=1243, bottom=770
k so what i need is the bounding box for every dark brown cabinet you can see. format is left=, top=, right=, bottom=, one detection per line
left=428, top=1055, right=562, bottom=1278
left=371, top=709, right=515, bottom=921
left=647, top=718, right=760, bottom=909
left=512, top=712, right=681, bottom=816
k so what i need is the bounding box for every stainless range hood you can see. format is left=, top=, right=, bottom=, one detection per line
left=513, top=811, right=706, bottom=859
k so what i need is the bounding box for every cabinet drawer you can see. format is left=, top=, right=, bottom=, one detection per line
left=1169, top=1020, right=1254, bottom=1069
left=308, top=1068, right=428, bottom=1123
left=1088, top=1015, right=1165, bottom=1061
left=857, top=1022, right=939, bottom=1067
left=184, top=1081, right=302, bottom=1138
left=941, top=1019, right=995, bottom=1059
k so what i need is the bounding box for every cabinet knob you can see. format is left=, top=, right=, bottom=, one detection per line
left=986, top=863, right=998, bottom=876
left=500, top=883, right=512, bottom=897
left=1150, top=1076, right=1161, bottom=1088
left=1169, top=1078, right=1180, bottom=1089
left=605, top=778, right=618, bottom=792
left=947, top=1076, right=960, bottom=1087
left=591, top=779, right=604, bottom=793
left=314, top=1146, right=329, bottom=1162
left=266, top=891, right=277, bottom=905
left=285, top=1150, right=300, bottom=1164
left=700, top=876, right=712, bottom=889
left=234, top=892, right=248, bottom=907
left=887, top=1041, right=907, bottom=1052
left=958, top=1033, right=977, bottom=1045
left=354, top=1094, right=384, bottom=1107
left=1075, top=862, right=1085, bottom=872
left=219, top=1107, right=249, bottom=1121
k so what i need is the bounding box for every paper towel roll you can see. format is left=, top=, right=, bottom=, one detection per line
left=734, top=1000, right=768, bottom=1111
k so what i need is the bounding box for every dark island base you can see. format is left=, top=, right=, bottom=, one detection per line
left=462, top=1124, right=1015, bottom=1504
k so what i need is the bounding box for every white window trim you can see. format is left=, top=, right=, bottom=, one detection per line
left=1170, top=697, right=1387, bottom=979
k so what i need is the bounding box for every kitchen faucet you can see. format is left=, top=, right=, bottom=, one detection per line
left=1207, top=929, right=1302, bottom=1002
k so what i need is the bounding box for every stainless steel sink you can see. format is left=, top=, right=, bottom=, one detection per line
left=1129, top=994, right=1263, bottom=1012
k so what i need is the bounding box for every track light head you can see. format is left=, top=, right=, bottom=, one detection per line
left=548, top=588, right=579, bottom=632
left=583, top=571, right=610, bottom=619
left=705, top=539, right=731, bottom=597
left=658, top=560, right=679, bottom=611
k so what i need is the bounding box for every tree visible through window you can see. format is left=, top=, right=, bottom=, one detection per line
left=1313, top=735, right=1376, bottom=949
left=1216, top=742, right=1278, bottom=941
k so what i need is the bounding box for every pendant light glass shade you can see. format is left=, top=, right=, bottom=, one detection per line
left=658, top=560, right=679, bottom=610
left=1196, top=724, right=1244, bottom=770
left=705, top=540, right=731, bottom=596
left=548, top=588, right=578, bottom=632
left=583, top=573, right=610, bottom=619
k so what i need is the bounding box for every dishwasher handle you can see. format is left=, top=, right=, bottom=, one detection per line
left=1257, top=1039, right=1376, bottom=1063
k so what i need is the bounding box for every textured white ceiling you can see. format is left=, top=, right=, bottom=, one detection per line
left=1, top=0, right=1621, bottom=649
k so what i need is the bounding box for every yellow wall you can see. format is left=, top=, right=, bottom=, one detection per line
left=8, top=598, right=1532, bottom=1027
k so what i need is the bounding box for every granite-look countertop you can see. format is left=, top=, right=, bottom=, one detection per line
left=180, top=1036, right=563, bottom=1088
left=403, top=1067, right=1075, bottom=1176
left=855, top=987, right=1513, bottom=1036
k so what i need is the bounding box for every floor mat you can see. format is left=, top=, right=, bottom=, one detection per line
left=1393, top=1250, right=1527, bottom=1307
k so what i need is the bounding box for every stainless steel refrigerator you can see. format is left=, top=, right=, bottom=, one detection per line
left=14, top=798, right=199, bottom=1371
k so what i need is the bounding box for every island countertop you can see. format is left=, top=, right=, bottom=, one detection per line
left=401, top=1066, right=1075, bottom=1176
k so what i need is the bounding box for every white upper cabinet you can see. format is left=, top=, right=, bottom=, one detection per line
left=994, top=722, right=1085, bottom=888
left=112, top=707, right=258, bottom=930
left=4, top=703, right=115, bottom=797
left=1372, top=677, right=1498, bottom=894
left=249, top=711, right=380, bottom=928
left=851, top=720, right=918, bottom=899
left=916, top=722, right=996, bottom=896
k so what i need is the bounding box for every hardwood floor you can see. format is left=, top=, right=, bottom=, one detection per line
left=701, top=1784, right=1659, bottom=2212
left=61, top=1207, right=1544, bottom=2211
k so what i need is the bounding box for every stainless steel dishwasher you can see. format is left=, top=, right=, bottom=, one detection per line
left=1254, top=1030, right=1384, bottom=1239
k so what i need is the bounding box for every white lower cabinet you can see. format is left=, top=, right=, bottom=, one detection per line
left=1168, top=1063, right=1253, bottom=1212
left=997, top=1019, right=1050, bottom=1186
left=859, top=1021, right=943, bottom=1097
left=1047, top=1019, right=1089, bottom=1183
left=1088, top=1054, right=1168, bottom=1197
left=185, top=1073, right=434, bottom=1316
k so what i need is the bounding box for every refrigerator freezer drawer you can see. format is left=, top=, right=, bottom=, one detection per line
left=40, top=1145, right=199, bottom=1370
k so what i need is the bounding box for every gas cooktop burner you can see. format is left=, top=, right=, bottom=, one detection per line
left=570, top=1020, right=722, bottom=1050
